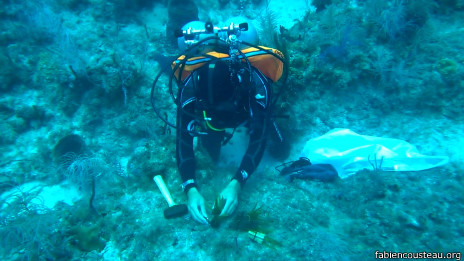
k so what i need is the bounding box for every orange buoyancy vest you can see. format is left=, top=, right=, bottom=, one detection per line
left=171, top=46, right=284, bottom=83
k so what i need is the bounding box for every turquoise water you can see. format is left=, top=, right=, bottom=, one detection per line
left=1, top=0, right=463, bottom=260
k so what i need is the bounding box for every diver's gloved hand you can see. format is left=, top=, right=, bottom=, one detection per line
left=219, top=179, right=241, bottom=216
left=187, top=188, right=209, bottom=224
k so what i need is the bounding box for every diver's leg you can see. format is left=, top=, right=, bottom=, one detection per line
left=200, top=131, right=225, bottom=163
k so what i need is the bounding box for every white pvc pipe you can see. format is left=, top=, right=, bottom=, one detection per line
left=153, top=175, right=176, bottom=207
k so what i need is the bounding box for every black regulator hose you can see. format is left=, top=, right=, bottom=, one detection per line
left=150, top=36, right=223, bottom=129
left=150, top=63, right=177, bottom=129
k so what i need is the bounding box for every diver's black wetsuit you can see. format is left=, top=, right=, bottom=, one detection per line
left=176, top=61, right=272, bottom=193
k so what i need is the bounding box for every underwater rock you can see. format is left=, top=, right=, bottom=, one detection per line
left=436, top=58, right=458, bottom=76
left=217, top=0, right=230, bottom=8
left=53, top=134, right=86, bottom=162
left=67, top=223, right=106, bottom=253
left=312, top=0, right=332, bottom=12
left=0, top=121, right=18, bottom=145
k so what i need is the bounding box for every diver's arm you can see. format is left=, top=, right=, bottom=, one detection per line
left=176, top=100, right=197, bottom=193
left=232, top=92, right=269, bottom=187
left=177, top=103, right=209, bottom=224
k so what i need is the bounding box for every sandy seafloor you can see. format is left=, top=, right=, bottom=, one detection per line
left=0, top=0, right=463, bottom=260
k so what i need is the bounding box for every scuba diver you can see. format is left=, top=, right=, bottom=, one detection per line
left=151, top=18, right=285, bottom=224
